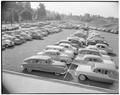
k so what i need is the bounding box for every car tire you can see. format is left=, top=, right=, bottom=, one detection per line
left=78, top=74, right=87, bottom=81
left=26, top=68, right=32, bottom=72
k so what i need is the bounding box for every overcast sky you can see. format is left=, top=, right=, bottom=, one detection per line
left=31, top=2, right=118, bottom=18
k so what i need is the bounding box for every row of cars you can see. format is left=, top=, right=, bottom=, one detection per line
left=73, top=30, right=118, bottom=83
left=2, top=24, right=62, bottom=50
left=2, top=24, right=19, bottom=32
left=88, top=26, right=118, bottom=34
left=21, top=28, right=118, bottom=84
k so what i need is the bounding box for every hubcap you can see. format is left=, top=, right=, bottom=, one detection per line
left=79, top=74, right=86, bottom=81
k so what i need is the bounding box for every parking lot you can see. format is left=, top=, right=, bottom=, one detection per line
left=2, top=28, right=119, bottom=93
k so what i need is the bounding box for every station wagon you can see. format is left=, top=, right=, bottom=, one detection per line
left=75, top=63, right=118, bottom=83
left=21, top=55, right=68, bottom=75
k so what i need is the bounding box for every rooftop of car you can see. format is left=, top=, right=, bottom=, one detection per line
left=59, top=43, right=71, bottom=46
left=79, top=48, right=99, bottom=52
left=46, top=45, right=64, bottom=49
left=24, top=55, right=51, bottom=61
left=96, top=43, right=108, bottom=47
left=83, top=54, right=102, bottom=60
left=94, top=63, right=117, bottom=71
left=44, top=49, right=60, bottom=53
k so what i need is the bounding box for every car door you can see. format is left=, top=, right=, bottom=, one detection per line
left=36, top=60, right=50, bottom=72
left=52, top=63, right=66, bottom=74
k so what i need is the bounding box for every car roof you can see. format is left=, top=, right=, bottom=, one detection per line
left=94, top=63, right=116, bottom=71
left=86, top=45, right=98, bottom=49
left=24, top=55, right=51, bottom=61
left=59, top=43, right=71, bottom=46
left=83, top=54, right=102, bottom=60
left=44, top=49, right=60, bottom=53
left=67, top=36, right=79, bottom=40
left=96, top=43, right=107, bottom=47
left=79, top=48, right=99, bottom=52
left=59, top=40, right=71, bottom=43
left=46, top=45, right=64, bottom=49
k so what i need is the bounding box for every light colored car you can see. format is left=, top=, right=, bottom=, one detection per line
left=86, top=46, right=113, bottom=60
left=2, top=39, right=14, bottom=47
left=37, top=49, right=73, bottom=64
left=20, top=33, right=32, bottom=41
left=55, top=40, right=72, bottom=45
left=59, top=43, right=78, bottom=54
left=74, top=54, right=116, bottom=67
left=75, top=63, right=118, bottom=83
left=21, top=55, right=68, bottom=75
left=55, top=40, right=79, bottom=49
left=45, top=45, right=75, bottom=59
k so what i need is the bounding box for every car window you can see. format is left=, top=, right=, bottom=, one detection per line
left=101, top=45, right=105, bottom=48
left=95, top=68, right=108, bottom=74
left=80, top=50, right=87, bottom=54
left=56, top=52, right=60, bottom=55
left=46, top=60, right=50, bottom=64
left=65, top=46, right=69, bottom=48
left=94, top=58, right=102, bottom=62
left=85, top=58, right=92, bottom=61
left=92, top=51, right=100, bottom=56
left=35, top=59, right=39, bottom=64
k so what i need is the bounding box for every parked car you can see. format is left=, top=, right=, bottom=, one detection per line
left=95, top=43, right=116, bottom=56
left=21, top=55, right=68, bottom=75
left=20, top=33, right=32, bottom=41
left=37, top=49, right=73, bottom=64
left=15, top=35, right=26, bottom=43
left=75, top=63, right=118, bottom=83
left=55, top=40, right=72, bottom=46
left=29, top=31, right=44, bottom=40
left=85, top=46, right=113, bottom=60
left=59, top=43, right=78, bottom=55
left=45, top=45, right=75, bottom=59
left=74, top=54, right=116, bottom=68
left=2, top=39, right=14, bottom=48
left=67, top=37, right=86, bottom=48
left=13, top=38, right=24, bottom=45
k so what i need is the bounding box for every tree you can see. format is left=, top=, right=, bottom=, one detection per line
left=1, top=1, right=17, bottom=24
left=24, top=2, right=32, bottom=12
left=20, top=2, right=33, bottom=21
left=37, top=3, right=46, bottom=20
left=55, top=14, right=61, bottom=20
left=20, top=9, right=33, bottom=21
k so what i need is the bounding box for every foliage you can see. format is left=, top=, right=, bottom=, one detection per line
left=20, top=9, right=33, bottom=20
left=36, top=3, right=46, bottom=20
left=20, top=2, right=33, bottom=21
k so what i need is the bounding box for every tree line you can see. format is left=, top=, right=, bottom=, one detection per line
left=2, top=1, right=62, bottom=24
left=2, top=1, right=118, bottom=24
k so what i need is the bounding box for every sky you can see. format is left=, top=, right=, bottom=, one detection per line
left=31, top=2, right=118, bottom=18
